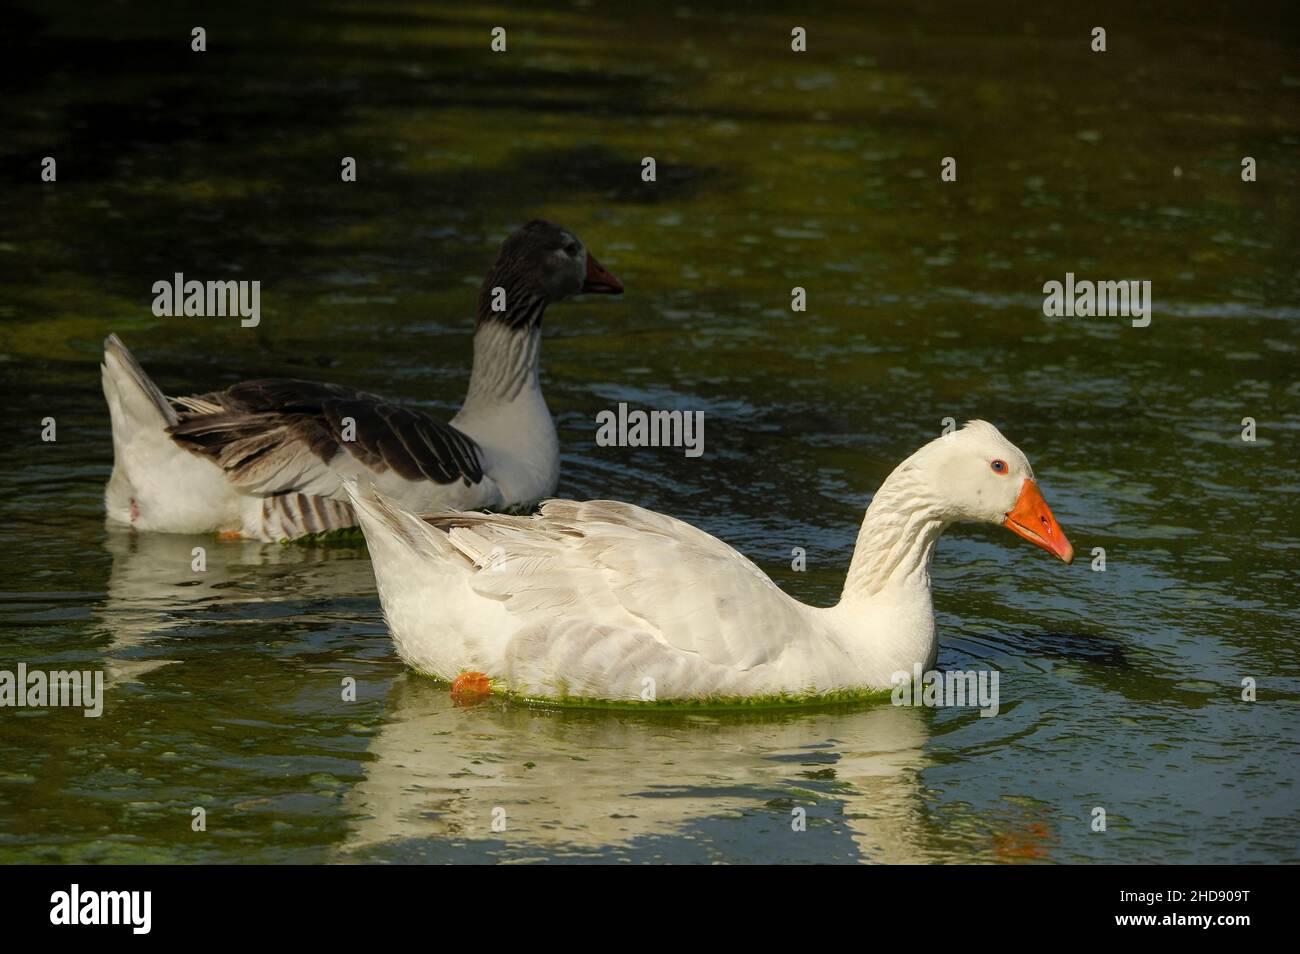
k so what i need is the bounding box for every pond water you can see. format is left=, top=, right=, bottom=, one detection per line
left=1, top=1, right=1297, bottom=863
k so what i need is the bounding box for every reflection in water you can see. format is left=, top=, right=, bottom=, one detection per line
left=341, top=677, right=943, bottom=862
left=97, top=528, right=1045, bottom=864
left=3, top=0, right=1295, bottom=864
left=97, top=526, right=376, bottom=683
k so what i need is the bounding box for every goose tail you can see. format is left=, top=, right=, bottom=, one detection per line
left=101, top=334, right=178, bottom=523
left=102, top=334, right=177, bottom=430
left=344, top=480, right=481, bottom=674
left=342, top=479, right=460, bottom=566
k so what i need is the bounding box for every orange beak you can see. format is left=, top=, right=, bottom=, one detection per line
left=1003, top=479, right=1074, bottom=564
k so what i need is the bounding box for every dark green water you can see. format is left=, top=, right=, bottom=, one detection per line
left=1, top=1, right=1297, bottom=863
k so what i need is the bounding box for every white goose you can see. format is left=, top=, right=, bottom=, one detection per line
left=346, top=420, right=1074, bottom=703
left=100, top=221, right=622, bottom=542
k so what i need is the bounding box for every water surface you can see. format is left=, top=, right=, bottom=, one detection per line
left=1, top=1, right=1297, bottom=863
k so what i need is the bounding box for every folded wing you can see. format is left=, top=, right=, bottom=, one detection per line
left=167, top=379, right=485, bottom=499
left=436, top=499, right=811, bottom=673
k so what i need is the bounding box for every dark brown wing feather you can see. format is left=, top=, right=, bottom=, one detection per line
left=167, top=379, right=484, bottom=490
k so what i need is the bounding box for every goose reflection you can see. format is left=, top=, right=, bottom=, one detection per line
left=340, top=677, right=945, bottom=863
left=97, top=526, right=376, bottom=683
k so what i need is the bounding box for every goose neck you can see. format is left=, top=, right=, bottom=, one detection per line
left=841, top=465, right=949, bottom=602
left=462, top=318, right=544, bottom=409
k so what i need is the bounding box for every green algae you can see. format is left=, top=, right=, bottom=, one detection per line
left=418, top=668, right=893, bottom=712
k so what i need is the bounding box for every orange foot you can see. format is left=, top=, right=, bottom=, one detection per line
left=450, top=671, right=492, bottom=704
left=218, top=530, right=242, bottom=540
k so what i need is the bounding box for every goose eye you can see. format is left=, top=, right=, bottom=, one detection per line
left=990, top=459, right=1008, bottom=474
left=563, top=242, right=578, bottom=256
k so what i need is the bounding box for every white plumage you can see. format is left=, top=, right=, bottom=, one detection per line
left=347, top=421, right=1075, bottom=703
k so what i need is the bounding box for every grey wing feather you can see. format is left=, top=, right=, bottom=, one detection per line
left=167, top=379, right=485, bottom=495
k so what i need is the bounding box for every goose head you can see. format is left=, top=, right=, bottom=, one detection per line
left=912, top=420, right=1074, bottom=563
left=479, top=221, right=622, bottom=326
